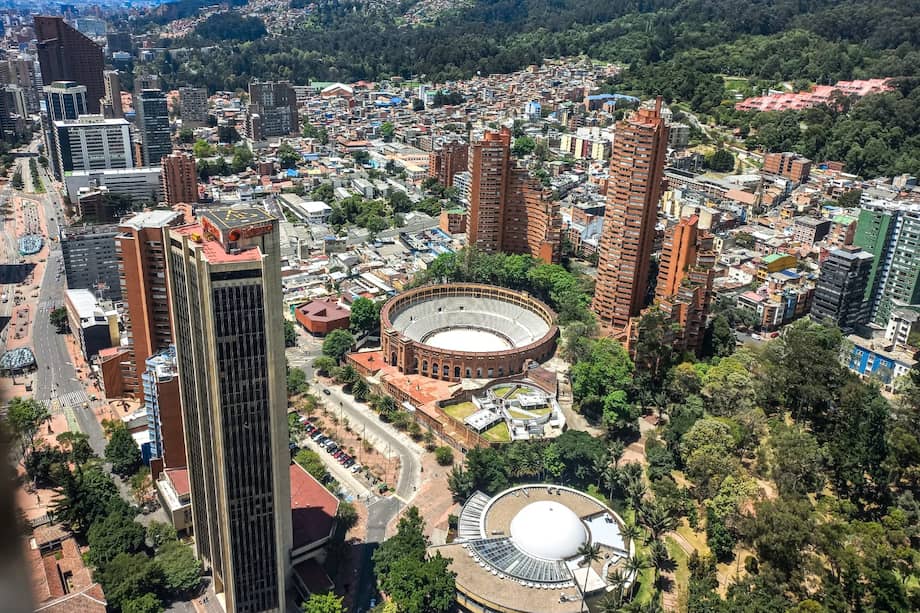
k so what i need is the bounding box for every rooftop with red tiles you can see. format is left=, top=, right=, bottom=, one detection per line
left=290, top=463, right=338, bottom=550
left=164, top=467, right=191, bottom=497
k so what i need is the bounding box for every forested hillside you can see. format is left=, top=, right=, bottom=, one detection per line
left=145, top=0, right=920, bottom=175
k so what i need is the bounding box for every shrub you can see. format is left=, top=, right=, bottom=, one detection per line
left=435, top=446, right=454, bottom=466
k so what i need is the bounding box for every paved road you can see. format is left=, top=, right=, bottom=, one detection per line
left=311, top=378, right=424, bottom=612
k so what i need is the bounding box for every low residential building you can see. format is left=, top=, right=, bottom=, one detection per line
left=29, top=523, right=107, bottom=613
left=847, top=333, right=917, bottom=391
left=792, top=216, right=831, bottom=246
left=156, top=467, right=193, bottom=534
left=763, top=152, right=812, bottom=183
left=439, top=208, right=467, bottom=234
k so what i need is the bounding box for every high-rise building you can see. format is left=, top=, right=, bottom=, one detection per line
left=42, top=81, right=88, bottom=177
left=60, top=224, right=122, bottom=301
left=853, top=200, right=920, bottom=325
left=161, top=152, right=198, bottom=207
left=102, top=70, right=123, bottom=118
left=144, top=348, right=184, bottom=479
left=178, top=86, right=208, bottom=125
left=247, top=80, right=298, bottom=141
left=44, top=81, right=88, bottom=121
left=811, top=246, right=873, bottom=333
left=136, top=89, right=171, bottom=166
left=53, top=115, right=133, bottom=178
left=34, top=16, right=104, bottom=114
left=165, top=208, right=291, bottom=611
left=5, top=53, right=41, bottom=113
left=115, top=210, right=184, bottom=396
left=0, top=86, right=27, bottom=140
left=592, top=100, right=668, bottom=331
left=466, top=128, right=560, bottom=263
left=428, top=141, right=468, bottom=188
left=652, top=215, right=716, bottom=353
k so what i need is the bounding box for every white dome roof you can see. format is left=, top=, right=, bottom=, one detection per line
left=509, top=500, right=587, bottom=561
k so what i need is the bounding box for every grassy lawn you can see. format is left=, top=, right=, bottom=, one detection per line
left=481, top=421, right=511, bottom=442
left=442, top=401, right=478, bottom=420
left=676, top=522, right=711, bottom=557
left=492, top=385, right=515, bottom=397
left=666, top=537, right=690, bottom=606
left=507, top=409, right=533, bottom=420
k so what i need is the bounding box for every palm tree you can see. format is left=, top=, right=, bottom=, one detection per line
left=609, top=440, right=626, bottom=468
left=624, top=553, right=649, bottom=592
left=638, top=502, right=676, bottom=543
left=577, top=542, right=602, bottom=613
left=603, top=569, right=628, bottom=610
left=648, top=539, right=671, bottom=585
left=621, top=521, right=642, bottom=552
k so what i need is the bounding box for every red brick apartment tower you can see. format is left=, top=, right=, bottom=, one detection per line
left=161, top=152, right=198, bottom=207
left=467, top=128, right=512, bottom=254
left=592, top=100, right=668, bottom=330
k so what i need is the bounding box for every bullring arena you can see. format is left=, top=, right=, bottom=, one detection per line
left=380, top=283, right=558, bottom=382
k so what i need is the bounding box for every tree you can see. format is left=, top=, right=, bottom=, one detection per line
left=96, top=552, right=165, bottom=612
left=322, top=329, right=355, bottom=362
left=302, top=593, right=345, bottom=613
left=6, top=397, right=50, bottom=452
left=701, top=357, right=757, bottom=416
left=49, top=307, right=69, bottom=333
left=105, top=424, right=143, bottom=477
left=447, top=465, right=474, bottom=502
left=284, top=319, right=298, bottom=347
left=53, top=466, right=129, bottom=535
left=87, top=510, right=146, bottom=569
left=278, top=143, right=300, bottom=169
left=295, top=449, right=328, bottom=482
left=313, top=356, right=337, bottom=376
left=123, top=593, right=162, bottom=613
left=681, top=418, right=740, bottom=499
left=24, top=445, right=68, bottom=487
left=705, top=148, right=735, bottom=172
left=740, top=497, right=814, bottom=578
left=349, top=297, right=380, bottom=335
left=511, top=136, right=536, bottom=157
left=435, top=446, right=454, bottom=466
left=156, top=540, right=202, bottom=595
left=336, top=501, right=358, bottom=532
left=146, top=521, right=178, bottom=550
left=231, top=145, right=254, bottom=173
left=770, top=423, right=825, bottom=497
left=287, top=366, right=309, bottom=396
left=577, top=542, right=602, bottom=613
left=380, top=122, right=395, bottom=142
left=193, top=139, right=215, bottom=158
left=702, top=315, right=735, bottom=358
left=178, top=127, right=195, bottom=144
left=57, top=431, right=94, bottom=465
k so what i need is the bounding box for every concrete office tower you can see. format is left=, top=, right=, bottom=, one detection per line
left=42, top=81, right=88, bottom=177
left=178, top=86, right=208, bottom=125
left=811, top=246, right=873, bottom=333
left=102, top=70, right=123, bottom=118
left=53, top=115, right=133, bottom=178
left=653, top=215, right=716, bottom=353
left=116, top=210, right=184, bottom=396
left=34, top=16, right=104, bottom=114
left=136, top=89, right=172, bottom=166
left=592, top=100, right=668, bottom=331
left=247, top=80, right=298, bottom=141
left=466, top=129, right=560, bottom=263
left=60, top=224, right=122, bottom=301
left=161, top=152, right=198, bottom=206
left=854, top=200, right=920, bottom=325
left=165, top=208, right=291, bottom=611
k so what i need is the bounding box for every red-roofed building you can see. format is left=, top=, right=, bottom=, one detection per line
left=289, top=463, right=339, bottom=564
left=156, top=467, right=193, bottom=533
left=29, top=525, right=107, bottom=613
left=295, top=299, right=351, bottom=336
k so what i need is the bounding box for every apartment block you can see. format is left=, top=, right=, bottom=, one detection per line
left=763, top=152, right=812, bottom=183
left=593, top=100, right=668, bottom=330
left=811, top=246, right=873, bottom=333
left=60, top=224, right=122, bottom=301
left=179, top=86, right=208, bottom=125
left=161, top=152, right=198, bottom=206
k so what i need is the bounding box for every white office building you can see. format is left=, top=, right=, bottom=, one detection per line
left=53, top=115, right=133, bottom=177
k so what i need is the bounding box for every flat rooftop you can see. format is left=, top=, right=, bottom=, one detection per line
left=201, top=207, right=275, bottom=232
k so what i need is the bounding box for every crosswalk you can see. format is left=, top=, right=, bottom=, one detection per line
left=40, top=390, right=90, bottom=412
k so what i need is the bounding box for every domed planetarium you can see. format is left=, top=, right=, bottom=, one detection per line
left=429, top=484, right=636, bottom=613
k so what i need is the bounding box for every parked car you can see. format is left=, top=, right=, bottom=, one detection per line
left=350, top=464, right=361, bottom=473
left=343, top=459, right=354, bottom=468
left=322, top=389, right=331, bottom=395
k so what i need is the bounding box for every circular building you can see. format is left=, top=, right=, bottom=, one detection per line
left=431, top=484, right=636, bottom=613
left=380, top=283, right=558, bottom=382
